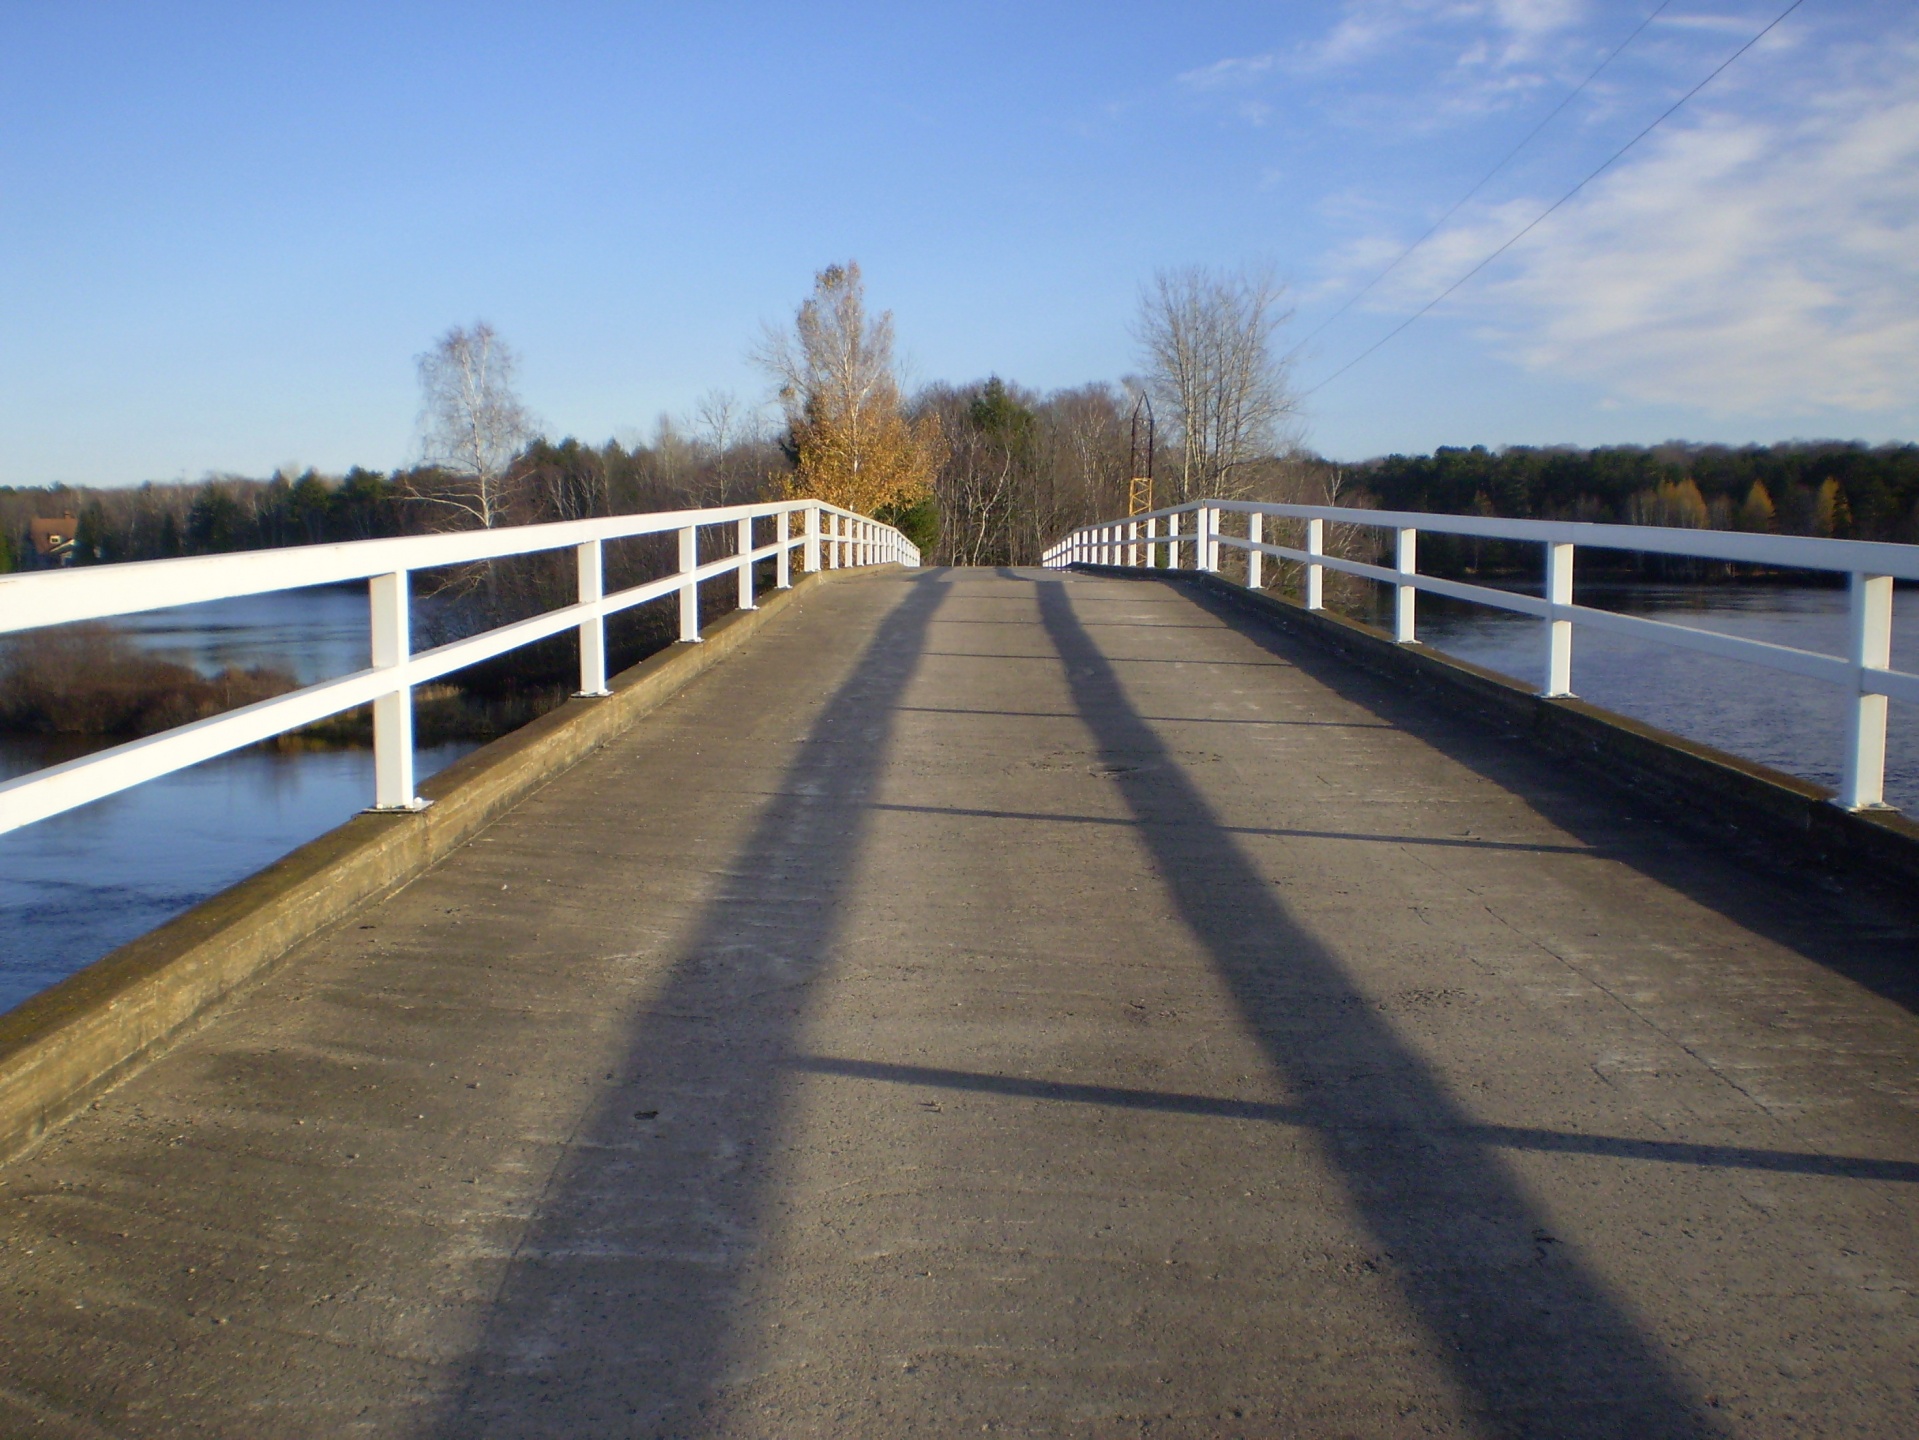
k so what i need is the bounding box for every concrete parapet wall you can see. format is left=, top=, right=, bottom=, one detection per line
left=1149, top=568, right=1919, bottom=896
left=0, top=566, right=881, bottom=1165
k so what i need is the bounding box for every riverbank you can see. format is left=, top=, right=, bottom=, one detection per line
left=1, top=623, right=573, bottom=752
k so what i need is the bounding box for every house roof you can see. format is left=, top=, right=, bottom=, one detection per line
left=30, top=516, right=78, bottom=555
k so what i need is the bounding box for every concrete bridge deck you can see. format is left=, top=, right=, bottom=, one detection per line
left=3, top=567, right=1917, bottom=1439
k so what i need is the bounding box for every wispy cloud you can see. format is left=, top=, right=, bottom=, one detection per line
left=1176, top=53, right=1276, bottom=90
left=1304, top=0, right=1586, bottom=71
left=1339, top=37, right=1919, bottom=415
left=1180, top=0, right=1595, bottom=132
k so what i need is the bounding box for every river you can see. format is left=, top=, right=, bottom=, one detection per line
left=1407, top=581, right=1918, bottom=813
left=0, top=586, right=477, bottom=1014
left=1, top=579, right=1913, bottom=1016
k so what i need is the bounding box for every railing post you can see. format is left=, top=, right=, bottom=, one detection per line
left=1305, top=517, right=1324, bottom=610
left=805, top=502, right=821, bottom=574
left=737, top=515, right=756, bottom=610
left=1394, top=527, right=1418, bottom=643
left=777, top=508, right=792, bottom=589
left=678, top=523, right=702, bottom=642
left=832, top=513, right=844, bottom=569
left=575, top=540, right=609, bottom=697
left=1144, top=515, right=1158, bottom=568
left=1840, top=572, right=1893, bottom=809
left=368, top=569, right=422, bottom=811
left=1247, top=511, right=1263, bottom=590
left=1543, top=541, right=1573, bottom=697
left=1167, top=511, right=1182, bottom=569
left=1126, top=519, right=1138, bottom=568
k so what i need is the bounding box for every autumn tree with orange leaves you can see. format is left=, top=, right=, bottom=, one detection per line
left=754, top=262, right=942, bottom=543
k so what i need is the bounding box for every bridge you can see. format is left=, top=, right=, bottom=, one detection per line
left=2, top=500, right=1917, bottom=1437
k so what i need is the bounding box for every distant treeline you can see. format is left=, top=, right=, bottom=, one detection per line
left=0, top=387, right=1148, bottom=573
left=0, top=431, right=787, bottom=571
left=0, top=432, right=793, bottom=732
left=1355, top=441, right=1919, bottom=538
left=5, top=436, right=1914, bottom=581
left=1343, top=440, right=1919, bottom=581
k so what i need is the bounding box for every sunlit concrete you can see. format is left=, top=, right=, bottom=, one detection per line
left=3, top=568, right=1916, bottom=1439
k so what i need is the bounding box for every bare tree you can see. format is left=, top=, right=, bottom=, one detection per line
left=411, top=322, right=536, bottom=528
left=692, top=389, right=747, bottom=505
left=1134, top=266, right=1296, bottom=504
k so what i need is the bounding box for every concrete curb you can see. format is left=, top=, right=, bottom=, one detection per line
left=1081, top=565, right=1919, bottom=895
left=0, top=565, right=893, bottom=1165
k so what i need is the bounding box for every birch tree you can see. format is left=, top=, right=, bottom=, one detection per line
left=411, top=322, right=536, bottom=528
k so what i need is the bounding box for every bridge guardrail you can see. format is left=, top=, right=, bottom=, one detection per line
left=0, top=499, right=917, bottom=834
left=1045, top=499, right=1918, bottom=813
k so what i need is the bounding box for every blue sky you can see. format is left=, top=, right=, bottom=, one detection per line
left=1, top=1, right=1912, bottom=486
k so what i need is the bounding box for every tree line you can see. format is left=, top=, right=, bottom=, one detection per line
left=1347, top=440, right=1919, bottom=581
left=5, top=261, right=1914, bottom=582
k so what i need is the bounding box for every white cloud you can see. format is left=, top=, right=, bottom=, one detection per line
left=1303, top=0, right=1585, bottom=70
left=1176, top=54, right=1276, bottom=90
left=1657, top=11, right=1768, bottom=36
left=1352, top=40, right=1919, bottom=415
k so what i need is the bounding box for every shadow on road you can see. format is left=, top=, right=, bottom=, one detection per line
left=427, top=572, right=950, bottom=1438
left=1172, top=575, right=1919, bottom=1019
left=1034, top=573, right=1721, bottom=1439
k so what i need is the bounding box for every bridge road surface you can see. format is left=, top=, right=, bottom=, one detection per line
left=3, top=568, right=1918, bottom=1439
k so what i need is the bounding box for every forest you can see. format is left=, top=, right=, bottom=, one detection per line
left=7, top=436, right=1915, bottom=579
left=6, top=259, right=1913, bottom=578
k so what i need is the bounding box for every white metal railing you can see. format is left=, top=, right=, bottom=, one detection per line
left=0, top=499, right=918, bottom=835
left=1045, top=499, right=1919, bottom=812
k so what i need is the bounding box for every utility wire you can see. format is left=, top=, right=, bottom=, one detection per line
left=1285, top=0, right=1674, bottom=363
left=1301, top=0, right=1809, bottom=399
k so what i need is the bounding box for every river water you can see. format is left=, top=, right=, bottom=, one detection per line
left=1, top=579, right=1914, bottom=1015
left=0, top=586, right=476, bottom=1014
left=1407, top=581, right=1919, bottom=812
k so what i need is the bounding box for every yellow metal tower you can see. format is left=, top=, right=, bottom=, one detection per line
left=1127, top=395, right=1154, bottom=517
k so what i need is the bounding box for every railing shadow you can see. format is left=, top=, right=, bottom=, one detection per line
left=1034, top=576, right=1722, bottom=1438
left=426, top=571, right=951, bottom=1437
left=1169, top=577, right=1919, bottom=1017
left=792, top=1055, right=1919, bottom=1183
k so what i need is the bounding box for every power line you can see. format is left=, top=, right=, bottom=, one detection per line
left=1301, top=0, right=1810, bottom=399
left=1285, top=0, right=1674, bottom=363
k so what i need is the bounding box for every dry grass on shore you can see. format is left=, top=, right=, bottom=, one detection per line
left=1, top=625, right=565, bottom=747
left=0, top=624, right=298, bottom=737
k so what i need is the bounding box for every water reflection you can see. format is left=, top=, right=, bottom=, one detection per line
left=1410, top=583, right=1919, bottom=812
left=111, top=582, right=452, bottom=684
